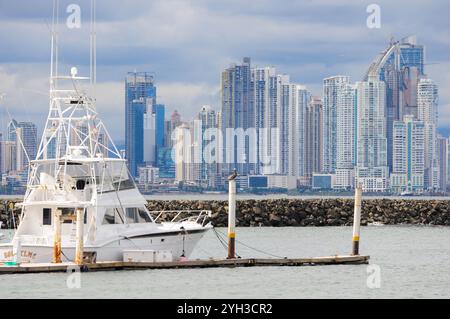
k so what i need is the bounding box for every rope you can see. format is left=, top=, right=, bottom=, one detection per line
left=213, top=228, right=228, bottom=252
left=61, top=250, right=72, bottom=262
left=213, top=228, right=241, bottom=258
left=214, top=228, right=286, bottom=259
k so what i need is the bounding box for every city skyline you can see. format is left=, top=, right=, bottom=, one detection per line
left=1, top=0, right=450, bottom=142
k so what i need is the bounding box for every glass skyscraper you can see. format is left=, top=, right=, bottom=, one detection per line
left=125, top=72, right=156, bottom=177
left=322, top=76, right=350, bottom=173
left=355, top=79, right=389, bottom=192
left=417, top=78, right=439, bottom=190
left=152, top=104, right=166, bottom=149
left=7, top=119, right=38, bottom=171
left=391, top=115, right=425, bottom=193
left=365, top=36, right=425, bottom=170
left=221, top=57, right=253, bottom=176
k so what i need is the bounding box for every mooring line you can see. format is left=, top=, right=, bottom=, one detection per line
left=213, top=228, right=243, bottom=258
left=214, top=228, right=286, bottom=259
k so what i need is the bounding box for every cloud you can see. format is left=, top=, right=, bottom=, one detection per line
left=158, top=82, right=220, bottom=118
left=428, top=63, right=450, bottom=129
left=0, top=0, right=450, bottom=141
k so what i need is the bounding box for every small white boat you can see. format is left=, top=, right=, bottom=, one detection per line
left=0, top=222, right=4, bottom=240
left=0, top=3, right=212, bottom=264
left=368, top=222, right=385, bottom=227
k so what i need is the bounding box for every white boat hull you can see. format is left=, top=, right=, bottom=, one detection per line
left=0, top=228, right=210, bottom=264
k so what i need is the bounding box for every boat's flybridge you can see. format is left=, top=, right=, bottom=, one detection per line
left=13, top=75, right=160, bottom=245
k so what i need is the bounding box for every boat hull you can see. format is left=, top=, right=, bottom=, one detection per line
left=0, top=228, right=210, bottom=264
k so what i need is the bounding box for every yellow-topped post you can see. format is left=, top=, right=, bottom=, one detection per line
left=227, top=170, right=238, bottom=259
left=352, top=185, right=363, bottom=256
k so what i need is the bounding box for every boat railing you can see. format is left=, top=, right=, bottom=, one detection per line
left=149, top=210, right=212, bottom=226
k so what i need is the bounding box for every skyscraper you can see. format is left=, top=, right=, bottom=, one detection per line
left=437, top=135, right=448, bottom=192
left=125, top=72, right=156, bottom=177
left=170, top=110, right=182, bottom=131
left=221, top=57, right=253, bottom=176
left=447, top=138, right=450, bottom=191
left=335, top=82, right=356, bottom=189
left=417, top=78, right=439, bottom=190
left=7, top=120, right=38, bottom=171
left=364, top=36, right=425, bottom=170
left=0, top=134, right=2, bottom=174
left=288, top=85, right=309, bottom=178
left=158, top=110, right=180, bottom=179
left=355, top=79, right=389, bottom=192
left=391, top=115, right=425, bottom=193
left=143, top=107, right=156, bottom=166
left=252, top=66, right=273, bottom=175
left=0, top=140, right=16, bottom=174
left=197, top=105, right=217, bottom=187
left=153, top=104, right=166, bottom=149
left=164, top=110, right=182, bottom=148
left=251, top=67, right=290, bottom=175
left=305, top=96, right=323, bottom=178
left=323, top=76, right=350, bottom=173
left=280, top=77, right=292, bottom=176
left=174, top=123, right=194, bottom=183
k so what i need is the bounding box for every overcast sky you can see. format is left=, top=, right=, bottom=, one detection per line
left=0, top=0, right=449, bottom=142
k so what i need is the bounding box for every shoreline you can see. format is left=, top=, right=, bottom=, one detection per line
left=3, top=193, right=450, bottom=201
left=2, top=198, right=449, bottom=229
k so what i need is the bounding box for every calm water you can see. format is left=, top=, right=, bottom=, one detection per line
left=1, top=226, right=450, bottom=299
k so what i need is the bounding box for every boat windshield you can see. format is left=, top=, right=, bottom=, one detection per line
left=30, top=160, right=135, bottom=193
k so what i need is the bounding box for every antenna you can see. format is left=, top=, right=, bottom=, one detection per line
left=50, top=0, right=60, bottom=88
left=90, top=0, right=97, bottom=86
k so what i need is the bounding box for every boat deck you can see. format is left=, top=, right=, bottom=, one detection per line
left=0, top=255, right=369, bottom=274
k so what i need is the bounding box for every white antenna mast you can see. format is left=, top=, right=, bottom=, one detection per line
left=50, top=0, right=60, bottom=88
left=36, top=0, right=121, bottom=163
left=90, top=0, right=97, bottom=86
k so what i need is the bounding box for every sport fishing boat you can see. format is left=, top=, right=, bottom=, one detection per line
left=0, top=1, right=212, bottom=264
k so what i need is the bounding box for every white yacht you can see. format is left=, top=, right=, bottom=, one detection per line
left=0, top=1, right=212, bottom=264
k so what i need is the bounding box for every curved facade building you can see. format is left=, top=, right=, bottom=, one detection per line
left=364, top=36, right=425, bottom=171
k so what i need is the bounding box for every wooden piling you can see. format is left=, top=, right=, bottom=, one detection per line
left=352, top=186, right=362, bottom=256
left=75, top=208, right=85, bottom=265
left=53, top=210, right=62, bottom=264
left=227, top=170, right=237, bottom=259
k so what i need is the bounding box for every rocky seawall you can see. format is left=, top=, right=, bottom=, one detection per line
left=2, top=199, right=450, bottom=229
left=146, top=199, right=450, bottom=227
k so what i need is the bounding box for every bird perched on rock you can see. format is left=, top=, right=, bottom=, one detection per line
left=228, top=169, right=238, bottom=181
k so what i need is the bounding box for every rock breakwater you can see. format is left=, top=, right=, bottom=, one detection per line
left=2, top=199, right=450, bottom=229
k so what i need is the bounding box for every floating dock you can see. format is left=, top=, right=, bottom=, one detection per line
left=0, top=255, right=369, bottom=274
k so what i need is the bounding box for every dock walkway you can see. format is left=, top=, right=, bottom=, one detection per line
left=0, top=255, right=369, bottom=274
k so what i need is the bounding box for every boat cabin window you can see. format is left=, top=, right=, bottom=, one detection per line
left=102, top=208, right=125, bottom=225
left=125, top=208, right=152, bottom=224
left=76, top=180, right=86, bottom=190
left=43, top=208, right=52, bottom=225
left=59, top=208, right=87, bottom=224
left=113, top=179, right=135, bottom=191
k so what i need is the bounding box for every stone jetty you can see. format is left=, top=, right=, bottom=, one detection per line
left=2, top=198, right=450, bottom=229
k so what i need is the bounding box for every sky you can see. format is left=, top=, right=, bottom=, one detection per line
left=0, top=0, right=449, bottom=142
